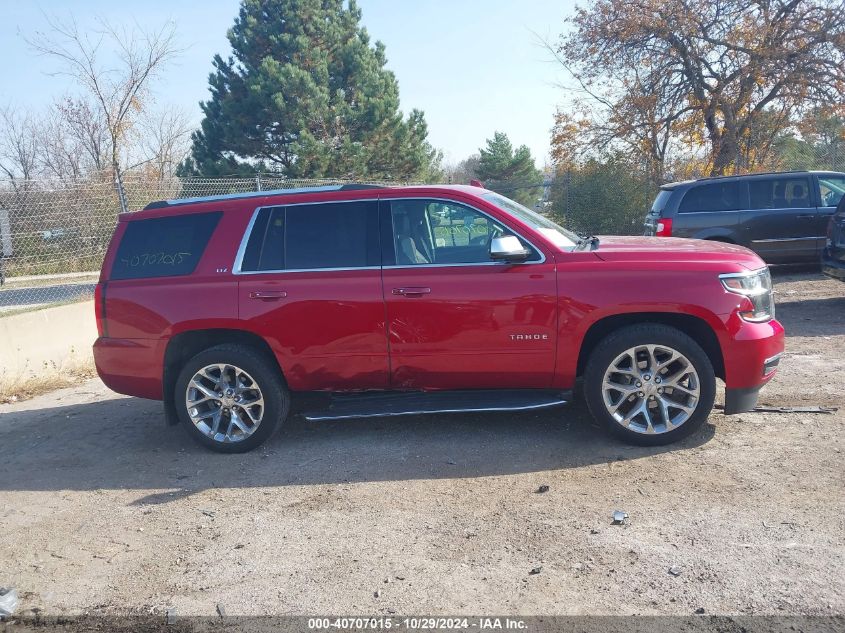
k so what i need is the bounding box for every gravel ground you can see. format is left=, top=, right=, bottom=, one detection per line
left=0, top=270, right=843, bottom=619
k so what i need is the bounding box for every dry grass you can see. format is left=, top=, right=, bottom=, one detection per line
left=0, top=360, right=97, bottom=404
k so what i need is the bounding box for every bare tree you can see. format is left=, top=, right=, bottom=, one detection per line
left=34, top=98, right=108, bottom=180
left=57, top=97, right=111, bottom=175
left=131, top=106, right=192, bottom=180
left=29, top=15, right=180, bottom=209
left=0, top=106, right=40, bottom=184
left=444, top=154, right=481, bottom=185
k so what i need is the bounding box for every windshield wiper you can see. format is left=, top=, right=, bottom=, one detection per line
left=575, top=233, right=600, bottom=251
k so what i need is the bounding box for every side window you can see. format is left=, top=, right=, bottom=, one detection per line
left=749, top=178, right=812, bottom=209
left=111, top=211, right=222, bottom=280
left=818, top=176, right=845, bottom=208
left=678, top=182, right=742, bottom=213
left=240, top=201, right=378, bottom=272
left=390, top=199, right=535, bottom=265
left=650, top=189, right=672, bottom=214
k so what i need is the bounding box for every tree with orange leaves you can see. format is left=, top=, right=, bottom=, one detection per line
left=553, top=0, right=845, bottom=177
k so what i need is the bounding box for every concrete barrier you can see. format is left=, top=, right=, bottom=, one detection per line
left=0, top=300, right=96, bottom=389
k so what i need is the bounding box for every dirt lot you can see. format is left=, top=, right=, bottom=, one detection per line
left=1, top=270, right=843, bottom=619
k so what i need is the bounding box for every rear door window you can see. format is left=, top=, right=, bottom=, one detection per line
left=678, top=182, right=742, bottom=213
left=749, top=177, right=812, bottom=209
left=240, top=201, right=379, bottom=272
left=111, top=211, right=222, bottom=280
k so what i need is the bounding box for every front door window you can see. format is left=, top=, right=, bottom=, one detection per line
left=819, top=176, right=845, bottom=208
left=389, top=199, right=535, bottom=265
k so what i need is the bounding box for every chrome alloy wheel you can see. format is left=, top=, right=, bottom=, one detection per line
left=185, top=364, right=265, bottom=443
left=601, top=344, right=701, bottom=434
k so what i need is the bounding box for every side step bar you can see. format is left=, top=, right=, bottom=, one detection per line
left=302, top=389, right=570, bottom=422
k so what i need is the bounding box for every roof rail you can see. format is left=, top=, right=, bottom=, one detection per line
left=690, top=169, right=815, bottom=183
left=141, top=183, right=388, bottom=210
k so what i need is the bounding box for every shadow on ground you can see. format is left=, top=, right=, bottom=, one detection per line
left=0, top=395, right=715, bottom=500
left=774, top=295, right=845, bottom=337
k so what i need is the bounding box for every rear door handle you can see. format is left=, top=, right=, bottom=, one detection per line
left=797, top=214, right=815, bottom=219
left=392, top=287, right=431, bottom=297
left=249, top=290, right=287, bottom=300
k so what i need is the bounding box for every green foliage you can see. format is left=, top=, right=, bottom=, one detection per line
left=773, top=111, right=845, bottom=172
left=184, top=0, right=440, bottom=180
left=550, top=158, right=651, bottom=236
left=476, top=132, right=543, bottom=207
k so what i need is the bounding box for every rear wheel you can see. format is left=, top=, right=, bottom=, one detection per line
left=174, top=344, right=289, bottom=453
left=584, top=324, right=716, bottom=445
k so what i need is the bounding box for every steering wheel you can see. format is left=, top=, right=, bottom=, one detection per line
left=473, top=225, right=504, bottom=250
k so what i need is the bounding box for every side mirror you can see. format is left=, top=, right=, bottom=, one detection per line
left=490, top=235, right=531, bottom=262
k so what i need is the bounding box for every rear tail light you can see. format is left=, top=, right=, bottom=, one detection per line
left=656, top=218, right=673, bottom=237
left=94, top=282, right=108, bottom=337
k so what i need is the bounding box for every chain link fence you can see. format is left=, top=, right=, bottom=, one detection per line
left=2, top=149, right=844, bottom=314
left=0, top=174, right=386, bottom=314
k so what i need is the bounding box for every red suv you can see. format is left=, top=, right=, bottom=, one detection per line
left=93, top=184, right=784, bottom=453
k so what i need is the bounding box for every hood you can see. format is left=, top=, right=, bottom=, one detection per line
left=592, top=236, right=764, bottom=269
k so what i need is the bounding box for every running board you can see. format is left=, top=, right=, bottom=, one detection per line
left=302, top=389, right=570, bottom=422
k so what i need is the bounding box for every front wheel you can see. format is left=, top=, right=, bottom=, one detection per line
left=174, top=344, right=289, bottom=453
left=584, top=324, right=716, bottom=446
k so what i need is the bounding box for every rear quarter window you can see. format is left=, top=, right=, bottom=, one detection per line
left=650, top=189, right=673, bottom=214
left=110, top=211, right=222, bottom=280
left=679, top=182, right=742, bottom=213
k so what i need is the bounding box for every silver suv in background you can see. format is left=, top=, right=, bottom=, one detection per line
left=644, top=171, right=845, bottom=264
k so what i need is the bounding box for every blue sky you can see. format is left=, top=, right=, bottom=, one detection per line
left=0, top=0, right=578, bottom=167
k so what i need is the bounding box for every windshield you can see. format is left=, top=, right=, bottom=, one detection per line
left=481, top=192, right=578, bottom=249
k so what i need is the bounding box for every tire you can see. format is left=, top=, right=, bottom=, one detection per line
left=583, top=324, right=716, bottom=446
left=174, top=343, right=289, bottom=453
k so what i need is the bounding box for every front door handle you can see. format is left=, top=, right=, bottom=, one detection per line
left=249, top=290, right=287, bottom=300
left=797, top=214, right=815, bottom=219
left=392, top=287, right=431, bottom=297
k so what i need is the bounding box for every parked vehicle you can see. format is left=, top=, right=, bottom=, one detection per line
left=94, top=184, right=784, bottom=453
left=644, top=171, right=845, bottom=264
left=822, top=194, right=845, bottom=281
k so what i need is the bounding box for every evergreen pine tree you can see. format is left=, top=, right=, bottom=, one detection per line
left=476, top=132, right=543, bottom=207
left=182, top=0, right=440, bottom=180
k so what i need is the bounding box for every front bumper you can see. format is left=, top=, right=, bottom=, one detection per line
left=719, top=317, right=785, bottom=414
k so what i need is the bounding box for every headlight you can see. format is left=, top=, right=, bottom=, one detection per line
left=720, top=268, right=775, bottom=322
